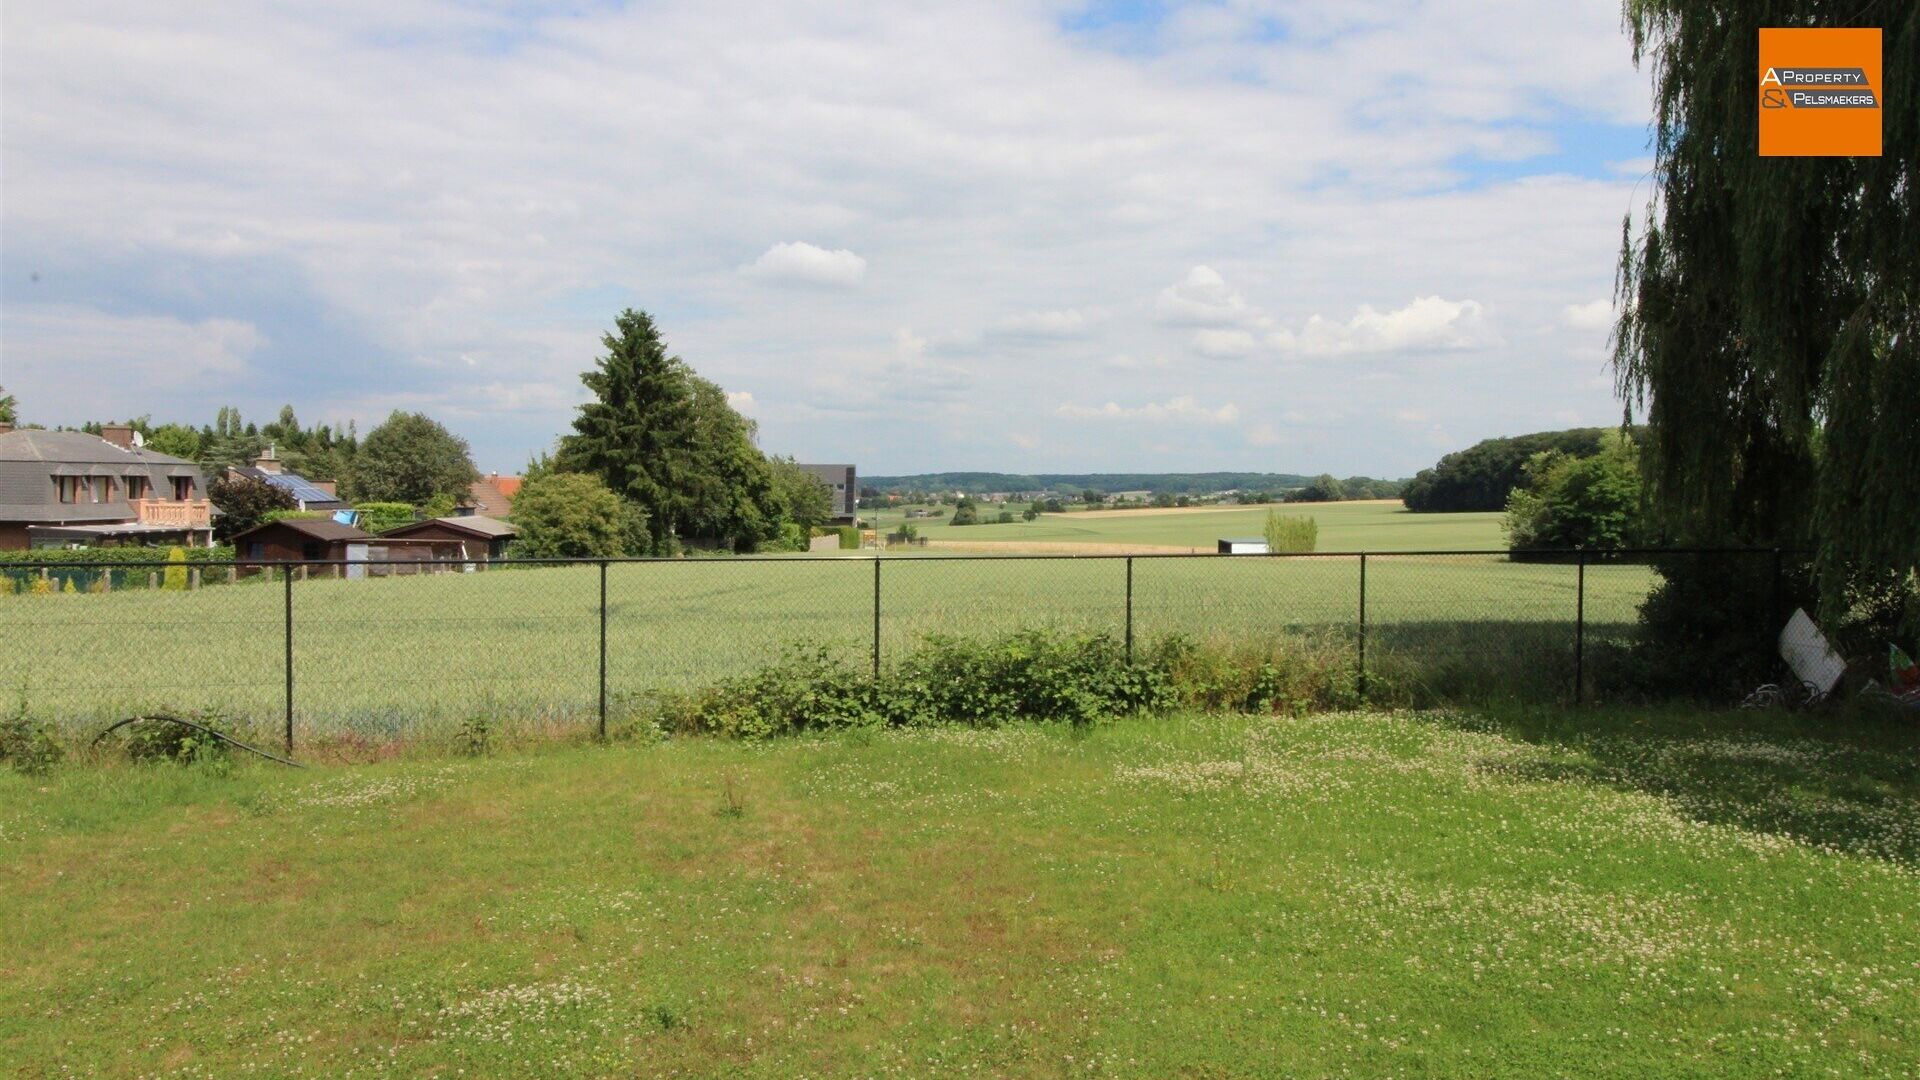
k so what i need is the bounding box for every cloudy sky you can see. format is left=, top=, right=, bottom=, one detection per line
left=1, top=1, right=1652, bottom=477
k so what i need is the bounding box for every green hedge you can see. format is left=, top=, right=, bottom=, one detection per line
left=0, top=546, right=237, bottom=566
left=0, top=546, right=241, bottom=594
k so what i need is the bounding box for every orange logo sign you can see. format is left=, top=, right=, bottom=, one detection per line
left=1758, top=27, right=1882, bottom=157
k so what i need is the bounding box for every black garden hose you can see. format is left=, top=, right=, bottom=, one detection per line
left=91, top=714, right=305, bottom=768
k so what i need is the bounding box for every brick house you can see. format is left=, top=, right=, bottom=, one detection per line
left=0, top=424, right=214, bottom=550
left=226, top=447, right=349, bottom=511
left=465, top=473, right=522, bottom=518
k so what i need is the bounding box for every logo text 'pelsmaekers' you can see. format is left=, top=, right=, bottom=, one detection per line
left=1760, top=67, right=1877, bottom=109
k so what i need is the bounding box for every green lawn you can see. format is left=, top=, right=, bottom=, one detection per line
left=0, top=552, right=1672, bottom=741
left=4, top=707, right=1915, bottom=1077
left=890, top=500, right=1506, bottom=551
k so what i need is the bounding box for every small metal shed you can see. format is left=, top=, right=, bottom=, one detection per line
left=1217, top=537, right=1269, bottom=554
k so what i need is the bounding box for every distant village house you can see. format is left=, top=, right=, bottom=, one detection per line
left=227, top=446, right=349, bottom=511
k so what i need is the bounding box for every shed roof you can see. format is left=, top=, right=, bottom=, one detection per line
left=384, top=515, right=517, bottom=540
left=231, top=518, right=374, bottom=543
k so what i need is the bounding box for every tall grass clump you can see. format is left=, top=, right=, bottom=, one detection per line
left=1263, top=510, right=1317, bottom=553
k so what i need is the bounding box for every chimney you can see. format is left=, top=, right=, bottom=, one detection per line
left=311, top=480, right=337, bottom=497
left=253, top=445, right=283, bottom=474
left=101, top=424, right=135, bottom=450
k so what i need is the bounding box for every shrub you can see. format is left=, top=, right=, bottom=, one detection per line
left=1622, top=553, right=1814, bottom=700
left=164, top=546, right=188, bottom=591
left=652, top=645, right=885, bottom=738
left=354, top=502, right=419, bottom=535
left=1146, top=634, right=1360, bottom=713
left=508, top=472, right=638, bottom=558
left=837, top=526, right=861, bottom=551
left=1262, top=511, right=1317, bottom=553
left=762, top=521, right=809, bottom=553
left=1504, top=430, right=1644, bottom=553
left=0, top=698, right=63, bottom=776
left=645, top=630, right=1173, bottom=737
left=456, top=714, right=492, bottom=757
left=122, top=712, right=235, bottom=766
left=888, top=630, right=1172, bottom=727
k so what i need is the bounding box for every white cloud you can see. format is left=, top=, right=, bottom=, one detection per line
left=0, top=1, right=1652, bottom=475
left=1273, top=296, right=1488, bottom=357
left=1156, top=266, right=1262, bottom=327
left=1055, top=395, right=1240, bottom=425
left=992, top=308, right=1098, bottom=339
left=726, top=390, right=757, bottom=414
left=4, top=303, right=261, bottom=378
left=1561, top=298, right=1615, bottom=331
left=1192, top=328, right=1259, bottom=358
left=741, top=241, right=867, bottom=287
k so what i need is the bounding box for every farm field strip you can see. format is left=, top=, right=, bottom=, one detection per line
left=884, top=500, right=1508, bottom=552
left=1, top=555, right=1657, bottom=737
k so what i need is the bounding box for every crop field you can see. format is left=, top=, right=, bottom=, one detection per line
left=4, top=706, right=1916, bottom=1077
left=881, top=500, right=1506, bottom=551
left=0, top=552, right=1675, bottom=741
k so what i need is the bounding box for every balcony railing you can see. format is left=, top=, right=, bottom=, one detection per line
left=132, top=498, right=212, bottom=529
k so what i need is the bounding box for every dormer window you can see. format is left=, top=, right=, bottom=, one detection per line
left=57, top=476, right=84, bottom=503
left=126, top=476, right=149, bottom=500
left=172, top=476, right=194, bottom=500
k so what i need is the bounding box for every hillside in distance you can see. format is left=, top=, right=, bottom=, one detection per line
left=862, top=472, right=1405, bottom=496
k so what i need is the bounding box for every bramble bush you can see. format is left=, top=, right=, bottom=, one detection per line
left=641, top=628, right=1365, bottom=738
left=121, top=711, right=236, bottom=768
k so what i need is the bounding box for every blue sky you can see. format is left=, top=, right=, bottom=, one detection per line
left=1, top=0, right=1653, bottom=477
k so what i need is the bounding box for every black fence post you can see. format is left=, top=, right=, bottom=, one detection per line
left=872, top=557, right=882, bottom=680
left=597, top=560, right=608, bottom=741
left=1357, top=553, right=1368, bottom=700
left=1573, top=549, right=1587, bottom=707
left=1125, top=556, right=1135, bottom=665
left=283, top=565, right=295, bottom=754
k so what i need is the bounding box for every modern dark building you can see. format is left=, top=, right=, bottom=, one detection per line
left=796, top=463, right=857, bottom=522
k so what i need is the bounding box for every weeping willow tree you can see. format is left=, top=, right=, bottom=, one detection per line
left=1614, top=2, right=1917, bottom=638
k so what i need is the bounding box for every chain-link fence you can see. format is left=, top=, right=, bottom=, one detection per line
left=0, top=549, right=1802, bottom=747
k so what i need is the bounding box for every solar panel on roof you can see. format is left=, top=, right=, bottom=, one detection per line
left=264, top=472, right=339, bottom=503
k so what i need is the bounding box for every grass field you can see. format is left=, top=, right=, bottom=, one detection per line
left=4, top=706, right=1915, bottom=1077
left=0, top=551, right=1673, bottom=741
left=876, top=500, right=1506, bottom=552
